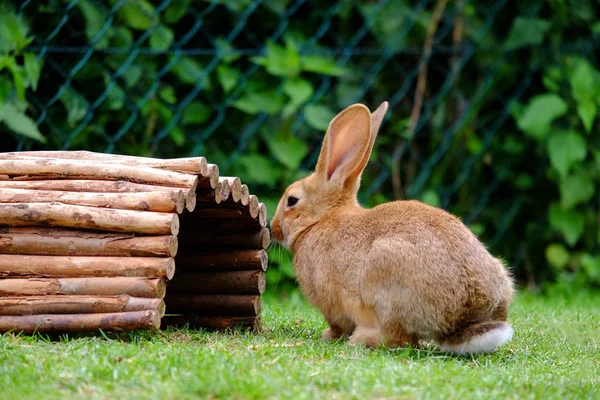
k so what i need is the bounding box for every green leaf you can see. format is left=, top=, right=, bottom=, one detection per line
left=215, top=38, right=241, bottom=64
left=5, top=57, right=25, bottom=100
left=122, top=65, right=142, bottom=88
left=515, top=173, right=533, bottom=189
left=171, top=57, right=208, bottom=87
left=0, top=103, right=46, bottom=143
left=253, top=40, right=301, bottom=78
left=268, top=132, right=308, bottom=169
left=23, top=53, right=42, bottom=91
left=542, top=66, right=562, bottom=92
left=594, top=151, right=600, bottom=172
left=517, top=94, right=568, bottom=140
left=233, top=90, right=285, bottom=115
left=505, top=17, right=550, bottom=50
left=560, top=173, right=595, bottom=209
left=170, top=126, right=186, bottom=146
left=468, top=223, right=485, bottom=236
left=0, top=13, right=30, bottom=53
left=304, top=104, right=335, bottom=131
left=420, top=189, right=440, bottom=207
left=60, top=87, right=90, bottom=126
left=77, top=0, right=110, bottom=49
left=547, top=130, right=587, bottom=177
left=159, top=86, right=177, bottom=105
left=282, top=78, right=313, bottom=118
left=576, top=100, right=596, bottom=133
left=237, top=154, right=280, bottom=185
left=164, top=0, right=190, bottom=23
left=0, top=77, right=11, bottom=103
left=149, top=25, right=173, bottom=51
left=581, top=254, right=600, bottom=282
left=545, top=244, right=570, bottom=270
left=301, top=56, right=348, bottom=77
left=216, top=65, right=240, bottom=93
left=118, top=0, right=155, bottom=30
left=104, top=73, right=125, bottom=110
left=549, top=205, right=585, bottom=246
left=283, top=78, right=313, bottom=107
left=182, top=102, right=211, bottom=125
left=466, top=134, right=483, bottom=154
left=570, top=59, right=600, bottom=103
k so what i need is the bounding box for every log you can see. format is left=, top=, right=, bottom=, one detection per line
left=167, top=271, right=265, bottom=295
left=197, top=164, right=219, bottom=190
left=220, top=177, right=242, bottom=203
left=175, top=249, right=267, bottom=271
left=196, top=179, right=229, bottom=204
left=0, top=277, right=166, bottom=298
left=240, top=184, right=250, bottom=206
left=258, top=203, right=267, bottom=228
left=0, top=159, right=198, bottom=188
left=0, top=151, right=209, bottom=175
left=0, top=310, right=161, bottom=333
left=199, top=193, right=258, bottom=213
left=0, top=203, right=179, bottom=235
left=180, top=215, right=265, bottom=231
left=161, top=315, right=260, bottom=331
left=177, top=228, right=270, bottom=249
left=219, top=179, right=230, bottom=203
left=0, top=179, right=192, bottom=195
left=164, top=294, right=261, bottom=316
left=0, top=255, right=175, bottom=279
left=0, top=227, right=177, bottom=257
left=0, top=295, right=164, bottom=316
left=184, top=189, right=196, bottom=212
left=0, top=188, right=185, bottom=213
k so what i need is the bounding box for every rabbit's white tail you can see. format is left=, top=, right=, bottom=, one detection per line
left=437, top=321, right=513, bottom=356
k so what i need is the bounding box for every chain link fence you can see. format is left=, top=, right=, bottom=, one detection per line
left=3, top=1, right=600, bottom=290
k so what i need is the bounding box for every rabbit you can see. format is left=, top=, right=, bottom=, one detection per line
left=270, top=102, right=515, bottom=355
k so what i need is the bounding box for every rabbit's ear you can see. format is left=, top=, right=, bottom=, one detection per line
left=315, top=103, right=372, bottom=184
left=353, top=101, right=388, bottom=178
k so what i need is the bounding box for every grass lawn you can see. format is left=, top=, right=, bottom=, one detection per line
left=1, top=291, right=599, bottom=400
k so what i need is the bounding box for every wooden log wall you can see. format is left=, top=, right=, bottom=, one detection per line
left=0, top=151, right=268, bottom=334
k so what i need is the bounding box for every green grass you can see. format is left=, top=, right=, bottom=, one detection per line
left=1, top=291, right=599, bottom=400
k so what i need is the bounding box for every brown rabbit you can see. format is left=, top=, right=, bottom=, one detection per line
left=270, top=102, right=515, bottom=355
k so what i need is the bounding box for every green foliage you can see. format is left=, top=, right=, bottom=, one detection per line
left=517, top=57, right=600, bottom=288
left=0, top=9, right=44, bottom=142
left=3, top=1, right=600, bottom=293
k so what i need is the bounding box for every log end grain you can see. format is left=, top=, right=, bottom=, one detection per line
left=258, top=203, right=267, bottom=228
left=219, top=180, right=230, bottom=203
left=184, top=190, right=197, bottom=212
left=165, top=258, right=176, bottom=281
left=257, top=271, right=266, bottom=295
left=213, top=181, right=223, bottom=204
left=248, top=195, right=259, bottom=219
left=221, top=177, right=242, bottom=203
left=261, top=228, right=271, bottom=250
left=259, top=249, right=268, bottom=272
left=239, top=184, right=249, bottom=206
left=174, top=190, right=186, bottom=214
left=170, top=214, right=180, bottom=236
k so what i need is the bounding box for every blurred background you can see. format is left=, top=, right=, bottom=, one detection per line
left=1, top=0, right=599, bottom=296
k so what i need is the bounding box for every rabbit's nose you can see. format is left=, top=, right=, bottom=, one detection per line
left=271, top=217, right=283, bottom=242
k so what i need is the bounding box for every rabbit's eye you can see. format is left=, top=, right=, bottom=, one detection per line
left=287, top=196, right=299, bottom=208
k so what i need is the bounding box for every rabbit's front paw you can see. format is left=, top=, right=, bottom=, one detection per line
left=348, top=326, right=385, bottom=348
left=322, top=326, right=346, bottom=340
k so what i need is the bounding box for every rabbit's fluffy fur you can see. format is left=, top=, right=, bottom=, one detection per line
left=271, top=102, right=514, bottom=355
